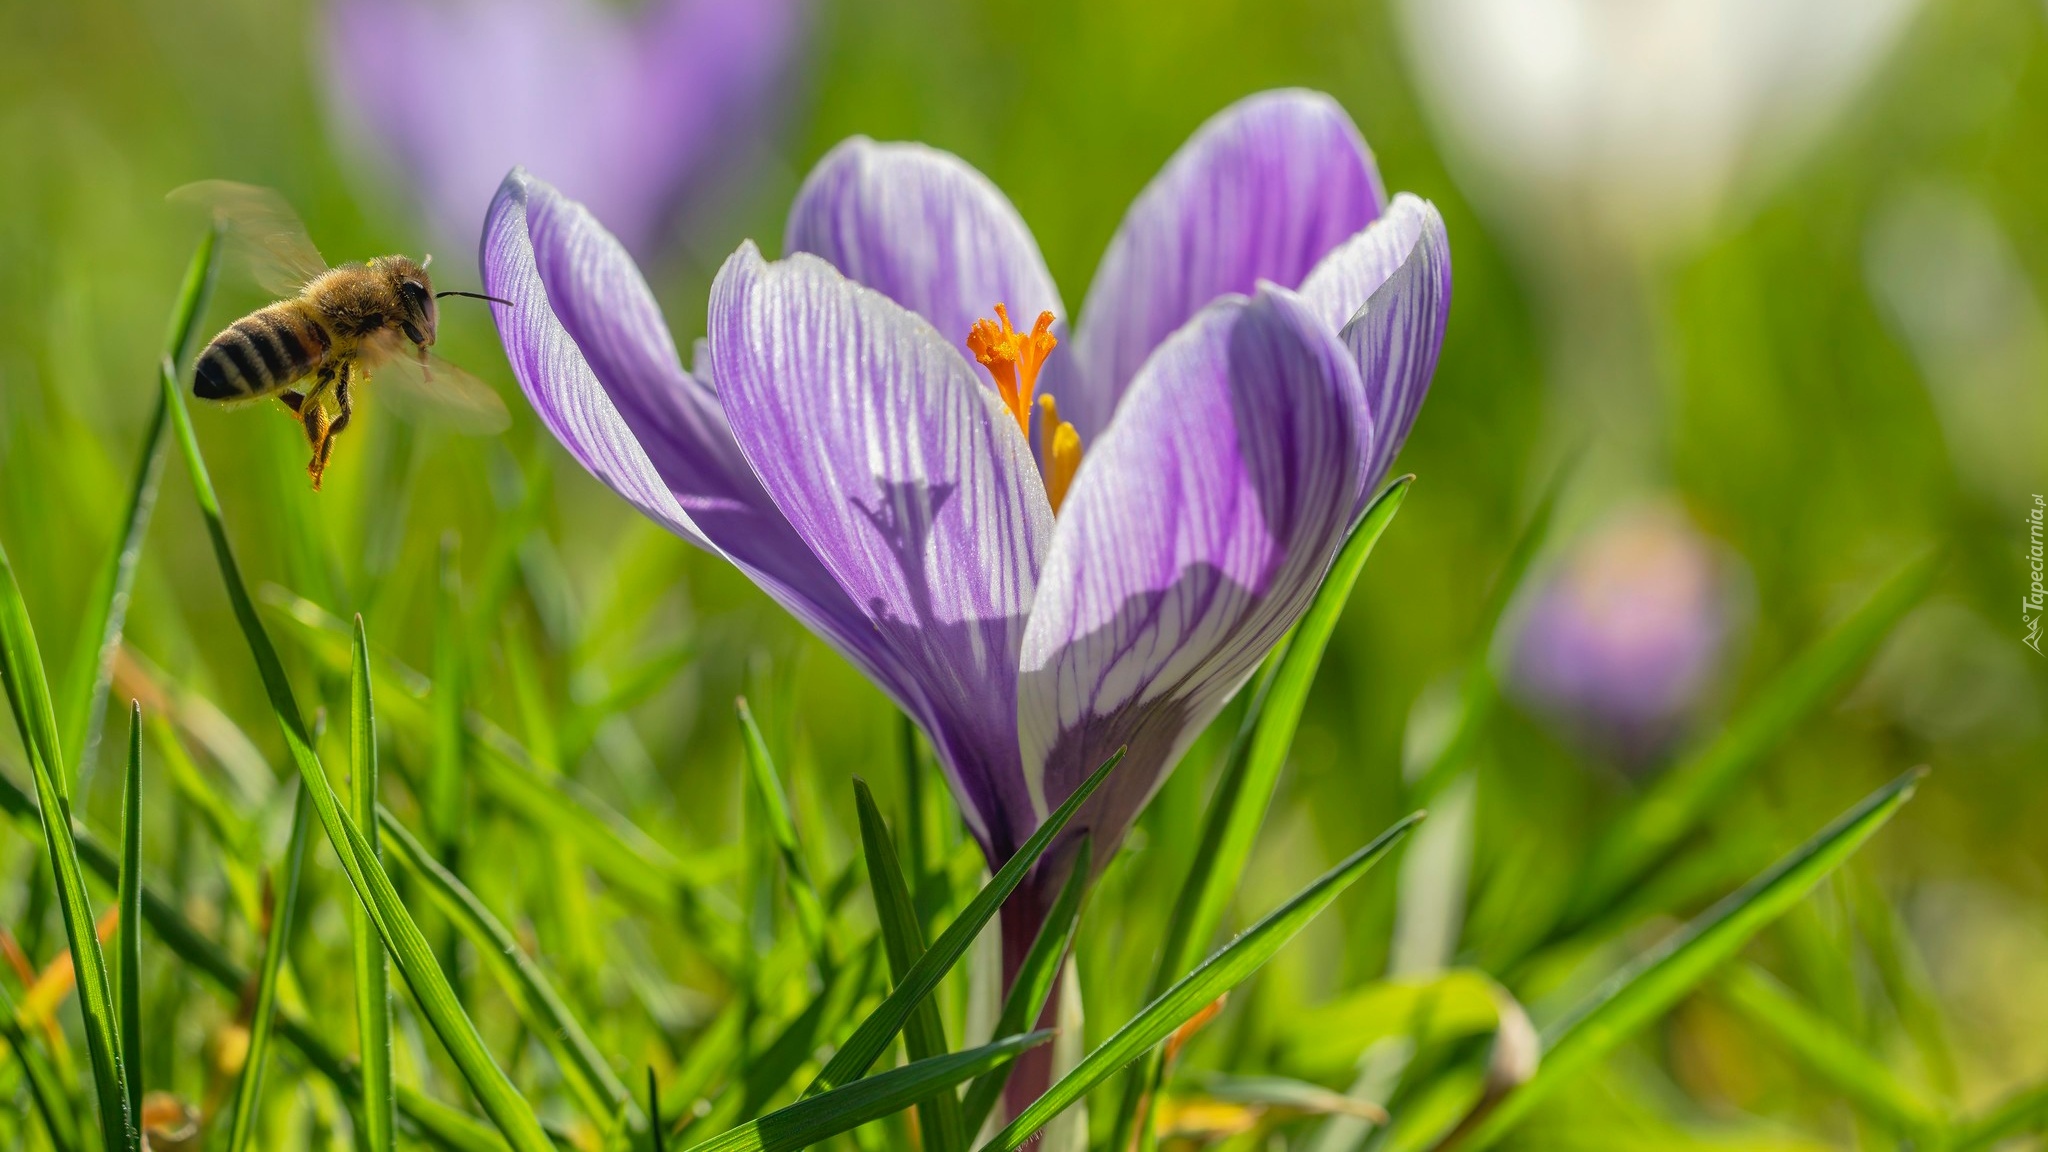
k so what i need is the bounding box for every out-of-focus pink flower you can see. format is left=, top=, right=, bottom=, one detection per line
left=1508, top=507, right=1742, bottom=768
left=324, top=0, right=806, bottom=258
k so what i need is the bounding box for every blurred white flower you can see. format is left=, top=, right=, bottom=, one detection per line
left=1397, top=0, right=1922, bottom=256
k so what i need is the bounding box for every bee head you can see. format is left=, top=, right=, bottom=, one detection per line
left=373, top=255, right=438, bottom=349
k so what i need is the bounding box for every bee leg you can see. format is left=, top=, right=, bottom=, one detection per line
left=298, top=368, right=335, bottom=489
left=278, top=390, right=305, bottom=415
left=312, top=362, right=354, bottom=488
left=301, top=400, right=332, bottom=490
left=329, top=362, right=354, bottom=441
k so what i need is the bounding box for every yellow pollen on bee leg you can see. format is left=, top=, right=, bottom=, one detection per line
left=1038, top=393, right=1083, bottom=514
left=966, top=303, right=1058, bottom=435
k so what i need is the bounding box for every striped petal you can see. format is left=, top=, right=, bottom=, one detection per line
left=1053, top=90, right=1386, bottom=442
left=483, top=170, right=920, bottom=709
left=1015, top=285, right=1368, bottom=864
left=1299, top=194, right=1452, bottom=502
left=785, top=138, right=1065, bottom=391
left=708, top=242, right=1055, bottom=850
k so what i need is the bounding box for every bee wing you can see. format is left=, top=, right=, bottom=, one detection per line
left=168, top=180, right=329, bottom=296
left=364, top=343, right=513, bottom=436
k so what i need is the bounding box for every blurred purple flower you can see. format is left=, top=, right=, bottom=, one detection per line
left=1508, top=507, right=1741, bottom=768
left=324, top=0, right=804, bottom=257
left=481, top=91, right=1449, bottom=1088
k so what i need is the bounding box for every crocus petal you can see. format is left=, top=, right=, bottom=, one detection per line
left=483, top=171, right=700, bottom=544
left=1016, top=286, right=1368, bottom=863
left=708, top=243, right=1055, bottom=850
left=1300, top=194, right=1453, bottom=503
left=483, top=170, right=921, bottom=714
left=785, top=138, right=1065, bottom=382
left=328, top=0, right=802, bottom=255
left=1054, top=90, right=1387, bottom=441
left=1298, top=193, right=1438, bottom=332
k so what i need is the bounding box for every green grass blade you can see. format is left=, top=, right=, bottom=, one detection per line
left=959, top=839, right=1090, bottom=1137
left=681, top=941, right=878, bottom=1139
left=263, top=589, right=730, bottom=904
left=739, top=697, right=829, bottom=962
left=899, top=716, right=931, bottom=904
left=2, top=561, right=71, bottom=809
left=980, top=812, right=1423, bottom=1152
left=159, top=364, right=554, bottom=1152
left=686, top=1032, right=1053, bottom=1152
left=0, top=767, right=501, bottom=1152
left=116, top=704, right=142, bottom=1129
left=1200, top=1073, right=1393, bottom=1120
left=336, top=737, right=560, bottom=1151
left=1110, top=478, right=1409, bottom=1150
left=651, top=1069, right=667, bottom=1152
left=0, top=538, right=135, bottom=1151
left=60, top=225, right=220, bottom=783
left=658, top=1003, right=741, bottom=1126
left=1850, top=874, right=1959, bottom=1099
left=1564, top=554, right=1938, bottom=926
left=1456, top=768, right=1926, bottom=1152
left=1953, top=1076, right=2048, bottom=1151
left=472, top=733, right=731, bottom=902
left=853, top=778, right=965, bottom=1152
left=806, top=747, right=1127, bottom=1097
left=559, top=637, right=697, bottom=761
left=0, top=979, right=81, bottom=1152
left=726, top=943, right=881, bottom=1124
left=378, top=805, right=638, bottom=1133
left=224, top=780, right=313, bottom=1152
left=1716, top=963, right=1943, bottom=1138
left=427, top=534, right=467, bottom=856
left=349, top=619, right=395, bottom=1152
left=392, top=1085, right=515, bottom=1152
left=1403, top=453, right=1577, bottom=806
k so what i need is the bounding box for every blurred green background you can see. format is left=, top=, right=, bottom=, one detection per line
left=1, top=0, right=2044, bottom=1148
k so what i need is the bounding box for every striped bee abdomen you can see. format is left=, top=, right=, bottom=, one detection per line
left=193, top=305, right=329, bottom=400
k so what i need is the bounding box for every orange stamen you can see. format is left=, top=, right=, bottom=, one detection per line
left=966, top=303, right=1058, bottom=435
left=969, top=305, right=1084, bottom=512
left=1038, top=394, right=1083, bottom=514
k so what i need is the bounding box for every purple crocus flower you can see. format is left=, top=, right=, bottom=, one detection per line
left=325, top=0, right=804, bottom=257
left=1508, top=507, right=1741, bottom=769
left=482, top=89, right=1449, bottom=1088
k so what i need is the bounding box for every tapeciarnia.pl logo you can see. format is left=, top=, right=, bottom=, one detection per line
left=2026, top=494, right=2045, bottom=656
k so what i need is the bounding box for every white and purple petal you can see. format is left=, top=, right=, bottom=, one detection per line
left=1054, top=89, right=1387, bottom=440
left=1015, top=285, right=1369, bottom=863
left=1298, top=193, right=1439, bottom=333
left=483, top=171, right=920, bottom=715
left=1299, top=194, right=1453, bottom=505
left=785, top=139, right=1064, bottom=384
left=708, top=243, right=1055, bottom=849
left=484, top=171, right=702, bottom=544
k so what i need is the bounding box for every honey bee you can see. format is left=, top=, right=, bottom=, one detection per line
left=171, top=181, right=510, bottom=488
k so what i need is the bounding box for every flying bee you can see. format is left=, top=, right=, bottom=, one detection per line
left=171, top=181, right=511, bottom=489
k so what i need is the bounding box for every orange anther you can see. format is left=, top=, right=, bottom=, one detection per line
left=967, top=303, right=1058, bottom=435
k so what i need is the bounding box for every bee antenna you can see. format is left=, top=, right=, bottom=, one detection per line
left=436, top=290, right=512, bottom=306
